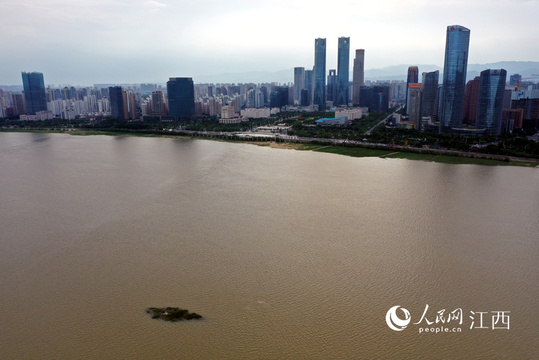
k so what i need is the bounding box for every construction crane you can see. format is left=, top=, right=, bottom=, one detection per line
left=516, top=74, right=539, bottom=91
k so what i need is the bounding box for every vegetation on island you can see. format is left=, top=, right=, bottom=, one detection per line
left=146, top=307, right=203, bottom=322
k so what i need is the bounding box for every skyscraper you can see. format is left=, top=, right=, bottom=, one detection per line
left=270, top=86, right=289, bottom=108
left=336, top=37, right=350, bottom=106
left=21, top=72, right=47, bottom=115
left=125, top=88, right=136, bottom=120
left=371, top=85, right=390, bottom=112
left=151, top=91, right=165, bottom=115
left=304, top=69, right=314, bottom=105
left=109, top=86, right=126, bottom=120
left=294, top=67, right=305, bottom=103
left=421, top=71, right=439, bottom=119
left=352, top=49, right=365, bottom=106
left=313, top=38, right=326, bottom=110
left=476, top=69, right=507, bottom=136
left=462, top=76, right=480, bottom=125
left=359, top=86, right=372, bottom=108
left=408, top=85, right=422, bottom=130
left=439, top=25, right=470, bottom=133
left=12, top=93, right=26, bottom=116
left=405, top=66, right=419, bottom=114
left=327, top=69, right=337, bottom=103
left=167, top=77, right=195, bottom=117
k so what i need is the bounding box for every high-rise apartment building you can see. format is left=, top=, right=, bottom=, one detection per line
left=21, top=72, right=47, bottom=115
left=476, top=69, right=507, bottom=136
left=439, top=25, right=470, bottom=133
left=125, top=89, right=136, bottom=120
left=12, top=93, right=26, bottom=116
left=294, top=67, right=305, bottom=103
left=336, top=37, right=350, bottom=106
left=167, top=77, right=195, bottom=117
left=151, top=91, right=166, bottom=115
left=421, top=71, right=439, bottom=119
left=502, top=109, right=524, bottom=130
left=352, top=49, right=365, bottom=106
left=405, top=66, right=419, bottom=114
left=313, top=38, right=326, bottom=110
left=408, top=85, right=422, bottom=130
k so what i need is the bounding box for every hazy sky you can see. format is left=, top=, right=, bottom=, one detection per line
left=1, top=0, right=538, bottom=85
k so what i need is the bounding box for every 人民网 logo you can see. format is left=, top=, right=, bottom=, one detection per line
left=385, top=305, right=411, bottom=331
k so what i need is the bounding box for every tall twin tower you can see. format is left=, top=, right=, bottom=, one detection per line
left=295, top=37, right=364, bottom=110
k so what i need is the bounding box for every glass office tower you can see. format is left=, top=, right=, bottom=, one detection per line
left=303, top=69, right=314, bottom=105
left=327, top=69, right=337, bottom=102
left=167, top=77, right=195, bottom=117
left=21, top=72, right=47, bottom=115
left=336, top=37, right=350, bottom=106
left=313, top=38, right=326, bottom=110
left=109, top=86, right=126, bottom=120
left=476, top=69, right=507, bottom=136
left=439, top=25, right=470, bottom=133
left=421, top=70, right=439, bottom=119
left=294, top=67, right=305, bottom=103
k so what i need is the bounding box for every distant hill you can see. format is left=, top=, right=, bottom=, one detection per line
left=359, top=61, right=539, bottom=82
left=2, top=62, right=536, bottom=89
left=194, top=61, right=539, bottom=84
left=465, top=61, right=539, bottom=81
left=194, top=70, right=293, bottom=85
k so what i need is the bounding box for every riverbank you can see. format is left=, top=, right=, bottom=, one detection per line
left=2, top=128, right=538, bottom=167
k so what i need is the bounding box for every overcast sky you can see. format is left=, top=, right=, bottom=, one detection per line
left=1, top=0, right=538, bottom=85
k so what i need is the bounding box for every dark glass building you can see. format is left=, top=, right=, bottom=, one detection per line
left=300, top=89, right=310, bottom=107
left=462, top=76, right=480, bottom=125
left=313, top=38, right=326, bottom=110
left=294, top=67, right=305, bottom=102
left=21, top=72, right=47, bottom=115
left=327, top=69, right=337, bottom=103
left=370, top=86, right=390, bottom=112
left=304, top=69, right=314, bottom=105
left=336, top=37, right=350, bottom=106
left=421, top=70, right=439, bottom=119
left=439, top=25, right=470, bottom=133
left=109, top=86, right=126, bottom=120
left=167, top=77, right=195, bottom=117
left=476, top=69, right=507, bottom=136
left=270, top=86, right=289, bottom=108
left=359, top=86, right=372, bottom=108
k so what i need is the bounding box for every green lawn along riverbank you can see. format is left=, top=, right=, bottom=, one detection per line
left=307, top=145, right=536, bottom=166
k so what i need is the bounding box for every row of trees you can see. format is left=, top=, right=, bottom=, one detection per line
left=368, top=125, right=539, bottom=157
left=2, top=110, right=538, bottom=157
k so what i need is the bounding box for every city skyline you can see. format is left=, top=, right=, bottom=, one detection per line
left=1, top=0, right=538, bottom=85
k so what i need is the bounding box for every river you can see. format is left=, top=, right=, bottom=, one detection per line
left=0, top=132, right=537, bottom=359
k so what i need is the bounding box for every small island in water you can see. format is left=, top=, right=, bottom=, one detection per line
left=146, top=307, right=203, bottom=322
